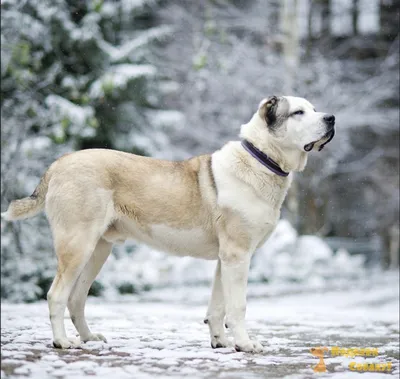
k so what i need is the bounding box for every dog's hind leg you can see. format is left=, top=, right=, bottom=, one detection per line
left=47, top=232, right=100, bottom=349
left=68, top=238, right=112, bottom=343
left=204, top=259, right=233, bottom=348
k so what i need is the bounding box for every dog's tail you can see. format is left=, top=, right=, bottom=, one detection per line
left=2, top=171, right=50, bottom=221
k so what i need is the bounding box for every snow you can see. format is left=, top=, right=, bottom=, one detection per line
left=251, top=220, right=366, bottom=285
left=89, top=64, right=156, bottom=99
left=45, top=95, right=94, bottom=127
left=1, top=272, right=398, bottom=378
left=2, top=10, right=48, bottom=46
left=98, top=26, right=173, bottom=63
left=121, top=0, right=155, bottom=15
left=20, top=137, right=52, bottom=155
left=98, top=244, right=216, bottom=297
left=146, top=110, right=185, bottom=130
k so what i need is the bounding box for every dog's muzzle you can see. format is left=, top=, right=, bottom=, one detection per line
left=304, top=115, right=336, bottom=152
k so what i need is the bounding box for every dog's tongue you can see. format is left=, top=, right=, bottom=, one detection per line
left=304, top=142, right=314, bottom=152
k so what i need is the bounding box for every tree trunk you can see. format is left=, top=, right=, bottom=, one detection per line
left=280, top=0, right=300, bottom=227
left=280, top=0, right=299, bottom=93
left=321, top=0, right=331, bottom=37
left=306, top=0, right=314, bottom=57
left=352, top=0, right=359, bottom=36
left=380, top=0, right=400, bottom=41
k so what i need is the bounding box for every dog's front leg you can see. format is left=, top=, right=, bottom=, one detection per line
left=219, top=249, right=263, bottom=353
left=204, top=259, right=233, bottom=349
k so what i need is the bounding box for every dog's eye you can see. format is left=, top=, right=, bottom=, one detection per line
left=292, top=110, right=304, bottom=116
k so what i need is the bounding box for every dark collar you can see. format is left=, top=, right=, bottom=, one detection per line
left=241, top=140, right=289, bottom=177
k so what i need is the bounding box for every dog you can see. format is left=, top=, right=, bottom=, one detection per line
left=2, top=96, right=335, bottom=353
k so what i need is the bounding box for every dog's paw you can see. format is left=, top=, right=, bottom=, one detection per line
left=82, top=333, right=107, bottom=343
left=234, top=338, right=263, bottom=353
left=211, top=335, right=233, bottom=349
left=53, top=337, right=81, bottom=349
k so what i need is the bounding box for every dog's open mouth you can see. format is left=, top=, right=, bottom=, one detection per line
left=304, top=128, right=335, bottom=152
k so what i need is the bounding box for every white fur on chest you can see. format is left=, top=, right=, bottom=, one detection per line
left=212, top=143, right=291, bottom=240
left=218, top=173, right=277, bottom=225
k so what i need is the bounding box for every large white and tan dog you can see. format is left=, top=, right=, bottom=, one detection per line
left=2, top=96, right=335, bottom=353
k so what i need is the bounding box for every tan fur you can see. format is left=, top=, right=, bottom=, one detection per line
left=3, top=96, right=335, bottom=353
left=3, top=171, right=50, bottom=220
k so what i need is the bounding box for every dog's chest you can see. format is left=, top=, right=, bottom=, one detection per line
left=215, top=170, right=289, bottom=226
left=223, top=181, right=282, bottom=247
left=213, top=153, right=292, bottom=249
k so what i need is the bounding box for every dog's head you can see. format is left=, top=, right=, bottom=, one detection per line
left=257, top=95, right=335, bottom=152
left=240, top=95, right=335, bottom=171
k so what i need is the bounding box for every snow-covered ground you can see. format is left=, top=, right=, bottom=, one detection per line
left=1, top=272, right=399, bottom=379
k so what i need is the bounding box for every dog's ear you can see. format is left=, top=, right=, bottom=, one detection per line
left=258, top=96, right=278, bottom=125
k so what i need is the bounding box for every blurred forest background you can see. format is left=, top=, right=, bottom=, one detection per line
left=1, top=0, right=399, bottom=302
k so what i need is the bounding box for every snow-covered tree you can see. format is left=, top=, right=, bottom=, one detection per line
left=1, top=0, right=180, bottom=301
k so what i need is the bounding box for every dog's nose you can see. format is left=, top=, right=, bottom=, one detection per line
left=324, top=114, right=335, bottom=125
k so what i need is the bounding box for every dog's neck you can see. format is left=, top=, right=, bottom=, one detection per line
left=241, top=140, right=289, bottom=177
left=239, top=113, right=308, bottom=173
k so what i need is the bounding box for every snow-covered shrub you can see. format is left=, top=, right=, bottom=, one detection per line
left=97, top=243, right=216, bottom=298
left=251, top=220, right=366, bottom=288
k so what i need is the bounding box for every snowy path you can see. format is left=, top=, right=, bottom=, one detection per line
left=1, top=276, right=399, bottom=379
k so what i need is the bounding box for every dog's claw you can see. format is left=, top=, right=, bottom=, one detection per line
left=234, top=339, right=263, bottom=353
left=52, top=337, right=81, bottom=349
left=211, top=336, right=233, bottom=349
left=82, top=333, right=107, bottom=343
left=211, top=342, right=231, bottom=349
